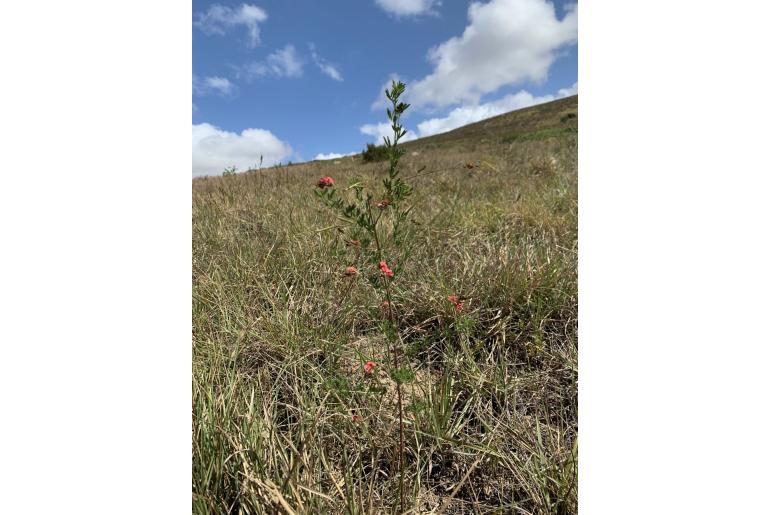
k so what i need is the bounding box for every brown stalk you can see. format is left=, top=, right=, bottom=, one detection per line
left=368, top=201, right=406, bottom=514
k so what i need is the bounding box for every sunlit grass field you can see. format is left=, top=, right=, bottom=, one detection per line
left=193, top=96, right=578, bottom=514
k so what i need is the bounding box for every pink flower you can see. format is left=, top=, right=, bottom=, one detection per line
left=378, top=260, right=394, bottom=278
left=447, top=295, right=464, bottom=312
left=344, top=266, right=358, bottom=276
left=316, top=176, right=334, bottom=188
left=364, top=361, right=376, bottom=375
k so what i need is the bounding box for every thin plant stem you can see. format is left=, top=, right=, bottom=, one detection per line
left=369, top=201, right=406, bottom=514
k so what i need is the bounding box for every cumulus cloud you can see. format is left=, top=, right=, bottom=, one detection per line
left=309, top=44, right=343, bottom=81
left=192, top=75, right=236, bottom=97
left=314, top=151, right=357, bottom=160
left=374, top=0, right=441, bottom=17
left=417, top=82, right=576, bottom=137
left=239, top=44, right=303, bottom=80
left=194, top=3, right=268, bottom=47
left=192, top=123, right=293, bottom=177
left=359, top=122, right=418, bottom=144
left=409, top=0, right=577, bottom=109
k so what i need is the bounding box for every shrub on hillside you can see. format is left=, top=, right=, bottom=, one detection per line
left=361, top=143, right=389, bottom=163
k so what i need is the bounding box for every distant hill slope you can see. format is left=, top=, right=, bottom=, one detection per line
left=193, top=95, right=577, bottom=178
left=400, top=95, right=577, bottom=151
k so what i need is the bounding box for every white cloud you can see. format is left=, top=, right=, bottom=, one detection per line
left=192, top=123, right=293, bottom=177
left=239, top=44, right=303, bottom=80
left=359, top=122, right=418, bottom=144
left=409, top=0, right=577, bottom=109
left=318, top=63, right=343, bottom=81
left=194, top=3, right=267, bottom=48
left=310, top=44, right=343, bottom=81
left=203, top=77, right=234, bottom=95
left=314, top=151, right=357, bottom=160
left=374, top=0, right=441, bottom=17
left=192, top=75, right=235, bottom=97
left=417, top=82, right=577, bottom=137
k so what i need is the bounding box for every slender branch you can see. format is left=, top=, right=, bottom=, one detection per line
left=368, top=199, right=406, bottom=513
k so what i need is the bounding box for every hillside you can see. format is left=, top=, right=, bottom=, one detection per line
left=401, top=95, right=577, bottom=150
left=193, top=95, right=578, bottom=513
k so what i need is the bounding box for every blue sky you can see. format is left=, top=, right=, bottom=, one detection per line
left=192, top=0, right=577, bottom=176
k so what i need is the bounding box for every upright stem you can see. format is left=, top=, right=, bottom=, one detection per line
left=369, top=204, right=406, bottom=514
left=384, top=280, right=405, bottom=515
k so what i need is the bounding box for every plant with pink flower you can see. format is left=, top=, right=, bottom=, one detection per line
left=313, top=80, right=415, bottom=513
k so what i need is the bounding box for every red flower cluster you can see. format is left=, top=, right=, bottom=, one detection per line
left=344, top=266, right=358, bottom=276
left=447, top=295, right=464, bottom=312
left=378, top=261, right=394, bottom=278
left=364, top=361, right=376, bottom=374
left=352, top=414, right=363, bottom=423
left=375, top=199, right=392, bottom=209
left=316, top=176, right=334, bottom=188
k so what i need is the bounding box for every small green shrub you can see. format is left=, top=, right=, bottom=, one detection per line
left=361, top=142, right=389, bottom=162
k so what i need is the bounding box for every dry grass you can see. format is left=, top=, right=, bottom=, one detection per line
left=193, top=96, right=578, bottom=514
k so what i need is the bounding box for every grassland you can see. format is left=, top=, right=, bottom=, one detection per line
left=193, top=95, right=578, bottom=514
